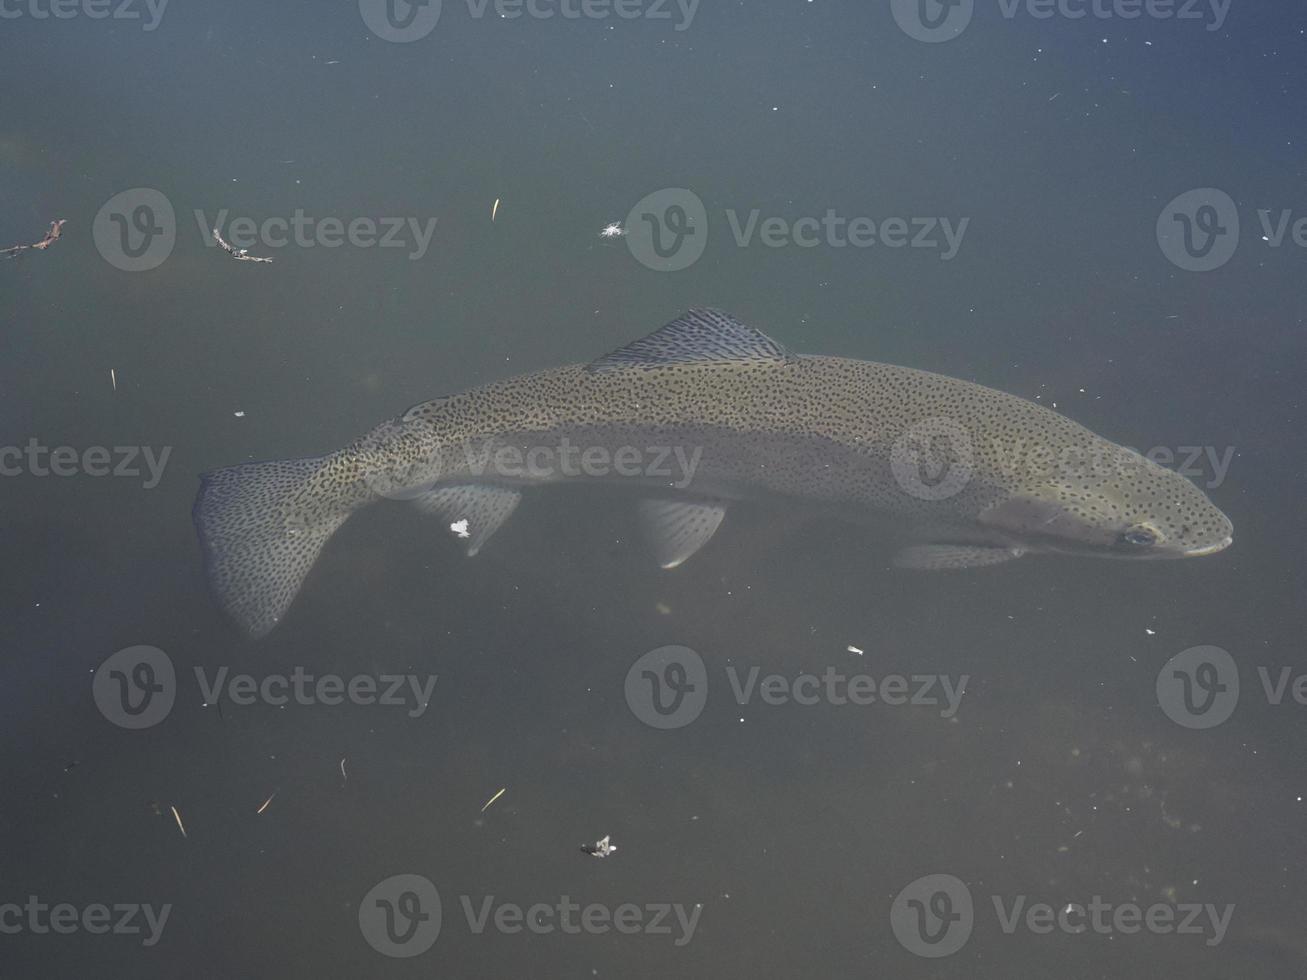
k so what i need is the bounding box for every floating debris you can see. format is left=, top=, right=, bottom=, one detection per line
left=491, top=198, right=500, bottom=222
left=581, top=834, right=617, bottom=858
left=1, top=218, right=65, bottom=260
left=212, top=228, right=273, bottom=263
left=256, top=792, right=276, bottom=815
left=110, top=368, right=117, bottom=392
left=170, top=805, right=187, bottom=839
left=339, top=757, right=348, bottom=782
left=599, top=222, right=625, bottom=239
left=847, top=644, right=864, bottom=655
left=449, top=518, right=471, bottom=539
left=480, top=787, right=506, bottom=813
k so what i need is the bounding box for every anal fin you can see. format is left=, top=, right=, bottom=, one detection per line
left=414, top=484, right=521, bottom=556
left=638, top=499, right=727, bottom=569
left=893, top=544, right=1024, bottom=570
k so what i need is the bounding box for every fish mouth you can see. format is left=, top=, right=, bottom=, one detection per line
left=1183, top=535, right=1233, bottom=557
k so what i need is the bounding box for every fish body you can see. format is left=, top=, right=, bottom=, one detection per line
left=194, top=309, right=1232, bottom=636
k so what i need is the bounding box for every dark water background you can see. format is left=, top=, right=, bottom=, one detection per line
left=2, top=1, right=1305, bottom=977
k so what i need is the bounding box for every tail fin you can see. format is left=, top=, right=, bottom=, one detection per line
left=193, top=455, right=359, bottom=637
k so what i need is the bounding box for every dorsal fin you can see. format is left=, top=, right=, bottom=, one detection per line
left=586, top=308, right=794, bottom=372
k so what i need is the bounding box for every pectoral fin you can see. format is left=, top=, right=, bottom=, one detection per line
left=638, top=499, right=727, bottom=569
left=413, top=484, right=521, bottom=556
left=893, top=544, right=1024, bottom=570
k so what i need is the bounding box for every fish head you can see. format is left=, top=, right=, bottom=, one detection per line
left=978, top=444, right=1233, bottom=560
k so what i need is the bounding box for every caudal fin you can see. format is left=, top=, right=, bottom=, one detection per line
left=193, top=455, right=358, bottom=637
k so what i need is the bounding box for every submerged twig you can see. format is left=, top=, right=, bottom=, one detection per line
left=212, top=227, right=273, bottom=263
left=170, top=804, right=188, bottom=839
left=2, top=218, right=65, bottom=260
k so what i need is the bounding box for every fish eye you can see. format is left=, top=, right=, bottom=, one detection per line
left=1120, top=526, right=1158, bottom=547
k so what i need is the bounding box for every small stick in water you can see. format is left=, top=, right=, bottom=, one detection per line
left=212, top=228, right=274, bottom=263
left=480, top=787, right=506, bottom=812
left=2, top=218, right=65, bottom=260
left=170, top=805, right=187, bottom=839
